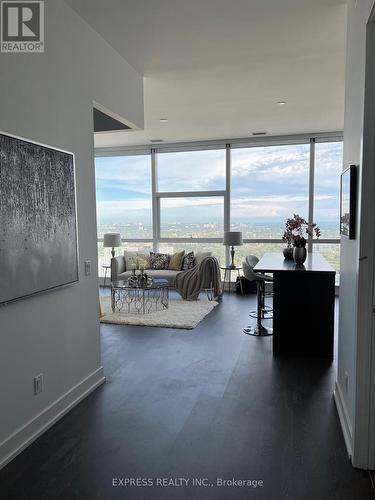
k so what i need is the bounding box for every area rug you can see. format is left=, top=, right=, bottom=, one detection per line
left=99, top=296, right=219, bottom=329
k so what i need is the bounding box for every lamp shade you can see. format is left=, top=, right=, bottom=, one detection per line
left=103, top=233, right=122, bottom=248
left=223, top=231, right=243, bottom=246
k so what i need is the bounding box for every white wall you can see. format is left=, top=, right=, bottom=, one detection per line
left=0, top=0, right=143, bottom=467
left=335, top=0, right=375, bottom=468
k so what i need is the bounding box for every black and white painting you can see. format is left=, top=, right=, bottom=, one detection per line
left=0, top=132, right=78, bottom=304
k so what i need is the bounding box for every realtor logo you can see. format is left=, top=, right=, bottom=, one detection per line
left=1, top=1, right=44, bottom=52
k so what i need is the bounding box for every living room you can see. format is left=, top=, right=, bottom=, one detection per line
left=1, top=1, right=375, bottom=499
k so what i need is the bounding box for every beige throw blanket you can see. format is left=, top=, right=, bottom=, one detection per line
left=175, top=256, right=223, bottom=301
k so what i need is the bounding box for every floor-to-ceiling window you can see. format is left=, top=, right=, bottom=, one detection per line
left=156, top=148, right=226, bottom=264
left=95, top=135, right=342, bottom=283
left=95, top=154, right=153, bottom=275
left=230, top=143, right=310, bottom=267
left=312, top=141, right=343, bottom=279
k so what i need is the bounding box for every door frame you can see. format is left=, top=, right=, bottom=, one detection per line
left=352, top=3, right=375, bottom=469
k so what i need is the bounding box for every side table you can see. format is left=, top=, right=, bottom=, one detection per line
left=102, top=264, right=111, bottom=287
left=220, top=266, right=243, bottom=295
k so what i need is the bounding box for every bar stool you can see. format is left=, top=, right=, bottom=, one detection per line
left=242, top=255, right=273, bottom=336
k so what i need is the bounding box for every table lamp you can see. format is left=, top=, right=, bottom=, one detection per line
left=103, top=233, right=122, bottom=258
left=223, top=231, right=243, bottom=268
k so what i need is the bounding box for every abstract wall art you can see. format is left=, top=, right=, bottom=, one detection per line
left=0, top=132, right=78, bottom=304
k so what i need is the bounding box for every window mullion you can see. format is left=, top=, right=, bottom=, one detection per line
left=224, top=144, right=231, bottom=265
left=151, top=149, right=159, bottom=251
left=308, top=138, right=315, bottom=253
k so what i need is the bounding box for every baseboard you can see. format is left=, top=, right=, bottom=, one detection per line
left=334, top=381, right=353, bottom=459
left=0, top=367, right=105, bottom=470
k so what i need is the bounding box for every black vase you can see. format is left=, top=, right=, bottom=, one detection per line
left=283, top=247, right=294, bottom=260
left=293, top=247, right=307, bottom=265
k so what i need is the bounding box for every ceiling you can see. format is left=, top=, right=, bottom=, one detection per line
left=66, top=0, right=347, bottom=148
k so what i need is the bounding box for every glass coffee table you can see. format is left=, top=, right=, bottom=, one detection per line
left=111, top=279, right=169, bottom=314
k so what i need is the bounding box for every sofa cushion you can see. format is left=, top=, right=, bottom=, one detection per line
left=169, top=250, right=185, bottom=271
left=150, top=252, right=170, bottom=270
left=124, top=251, right=151, bottom=270
left=123, top=251, right=138, bottom=270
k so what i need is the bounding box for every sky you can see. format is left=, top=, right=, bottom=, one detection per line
left=95, top=142, right=343, bottom=226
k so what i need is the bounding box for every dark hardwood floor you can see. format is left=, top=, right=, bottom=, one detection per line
left=0, top=290, right=373, bottom=500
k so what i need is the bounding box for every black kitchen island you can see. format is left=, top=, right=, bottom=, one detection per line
left=254, top=252, right=336, bottom=358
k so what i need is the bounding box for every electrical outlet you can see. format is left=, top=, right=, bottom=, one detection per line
left=84, top=260, right=91, bottom=276
left=345, top=372, right=349, bottom=393
left=34, top=374, right=43, bottom=395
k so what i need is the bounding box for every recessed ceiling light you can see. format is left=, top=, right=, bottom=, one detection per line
left=278, top=101, right=287, bottom=105
left=150, top=139, right=164, bottom=143
left=252, top=132, right=267, bottom=136
left=159, top=118, right=168, bottom=123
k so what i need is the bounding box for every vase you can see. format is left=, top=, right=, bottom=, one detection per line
left=283, top=247, right=294, bottom=260
left=293, top=247, right=307, bottom=265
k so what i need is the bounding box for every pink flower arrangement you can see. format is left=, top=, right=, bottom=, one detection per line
left=282, top=214, right=321, bottom=248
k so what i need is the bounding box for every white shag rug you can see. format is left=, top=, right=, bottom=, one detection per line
left=100, top=296, right=219, bottom=329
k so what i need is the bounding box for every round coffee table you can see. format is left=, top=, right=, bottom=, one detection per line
left=111, top=279, right=169, bottom=314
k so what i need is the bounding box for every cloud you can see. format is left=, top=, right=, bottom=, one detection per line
left=157, top=150, right=225, bottom=191
left=231, top=146, right=310, bottom=188
left=95, top=156, right=152, bottom=196
left=95, top=144, right=343, bottom=196
left=232, top=194, right=333, bottom=204
left=161, top=197, right=223, bottom=209
left=97, top=192, right=336, bottom=223
left=95, top=143, right=343, bottom=224
left=98, top=199, right=152, bottom=211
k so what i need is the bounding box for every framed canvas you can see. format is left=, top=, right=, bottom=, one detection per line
left=0, top=131, right=79, bottom=305
left=340, top=165, right=357, bottom=239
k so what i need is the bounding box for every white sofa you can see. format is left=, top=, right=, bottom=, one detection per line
left=111, top=252, right=212, bottom=288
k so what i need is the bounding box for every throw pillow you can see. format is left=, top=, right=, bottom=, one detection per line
left=124, top=251, right=151, bottom=270
left=137, top=253, right=151, bottom=269
left=150, top=252, right=170, bottom=270
left=195, top=251, right=212, bottom=266
left=124, top=251, right=138, bottom=270
left=169, top=250, right=185, bottom=271
left=182, top=251, right=195, bottom=270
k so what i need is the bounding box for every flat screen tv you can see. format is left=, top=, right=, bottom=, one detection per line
left=0, top=131, right=78, bottom=305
